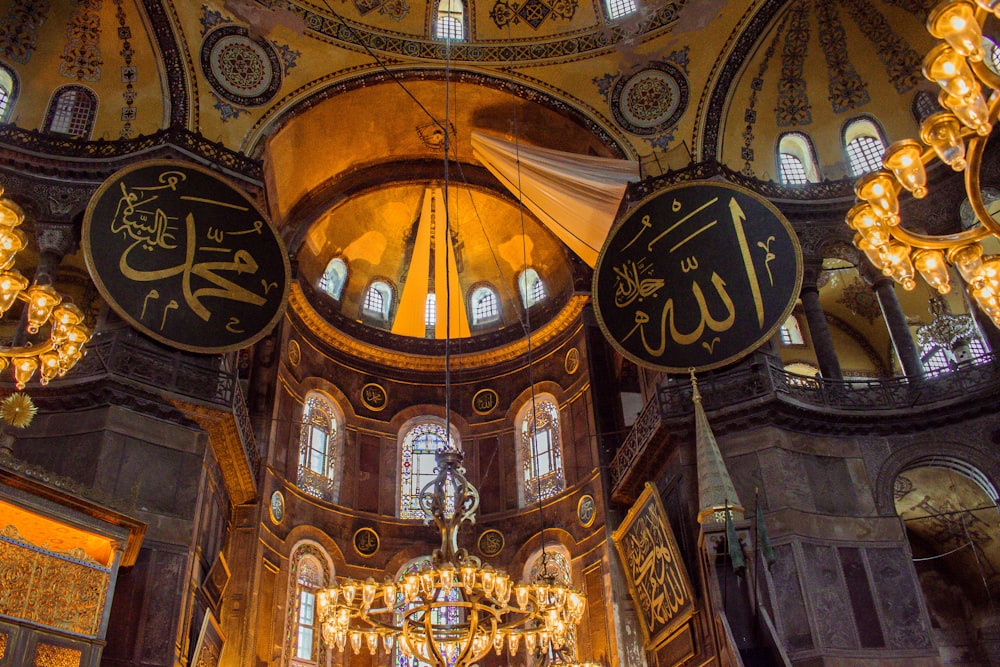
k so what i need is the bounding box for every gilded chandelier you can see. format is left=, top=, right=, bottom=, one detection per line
left=846, top=0, right=1000, bottom=326
left=316, top=448, right=587, bottom=667
left=0, top=188, right=91, bottom=388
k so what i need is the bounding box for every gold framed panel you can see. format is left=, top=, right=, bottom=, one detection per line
left=611, top=482, right=694, bottom=650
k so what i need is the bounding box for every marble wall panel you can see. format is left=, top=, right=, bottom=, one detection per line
left=769, top=543, right=814, bottom=651
left=866, top=546, right=933, bottom=650
left=799, top=542, right=857, bottom=649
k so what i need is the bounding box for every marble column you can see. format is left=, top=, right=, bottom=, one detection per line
left=800, top=264, right=842, bottom=380
left=872, top=275, right=924, bottom=377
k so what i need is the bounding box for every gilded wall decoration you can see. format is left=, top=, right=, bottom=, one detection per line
left=348, top=0, right=409, bottom=21
left=352, top=527, right=380, bottom=557
left=472, top=388, right=498, bottom=415
left=191, top=613, right=224, bottom=667
left=840, top=0, right=921, bottom=93
left=114, top=0, right=137, bottom=138
left=577, top=494, right=595, bottom=527
left=59, top=0, right=103, bottom=81
left=0, top=630, right=6, bottom=659
left=564, top=347, right=579, bottom=374
left=478, top=529, right=504, bottom=557
left=0, top=525, right=111, bottom=638
left=489, top=0, right=578, bottom=30
left=739, top=14, right=786, bottom=177
left=361, top=382, right=387, bottom=411
left=0, top=0, right=50, bottom=64
left=611, top=483, right=694, bottom=648
left=815, top=2, right=869, bottom=112
left=32, top=643, right=82, bottom=667
left=775, top=2, right=812, bottom=127
left=836, top=279, right=880, bottom=324
left=291, top=0, right=683, bottom=62
left=593, top=49, right=689, bottom=150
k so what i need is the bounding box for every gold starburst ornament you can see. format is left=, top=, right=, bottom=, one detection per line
left=1, top=392, right=36, bottom=428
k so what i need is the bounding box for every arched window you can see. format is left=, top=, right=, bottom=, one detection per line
left=362, top=279, right=393, bottom=321
left=986, top=37, right=1000, bottom=76
left=518, top=269, right=547, bottom=309
left=399, top=418, right=459, bottom=519
left=394, top=556, right=462, bottom=666
left=469, top=285, right=499, bottom=325
left=777, top=132, right=820, bottom=184
left=318, top=258, right=347, bottom=300
left=605, top=0, right=637, bottom=20
left=0, top=64, right=18, bottom=123
left=910, top=90, right=940, bottom=124
left=779, top=314, right=804, bottom=345
left=425, top=292, right=436, bottom=332
left=287, top=543, right=332, bottom=665
left=434, top=0, right=465, bottom=41
left=517, top=396, right=565, bottom=505
left=844, top=117, right=887, bottom=176
left=297, top=392, right=343, bottom=502
left=44, top=85, right=97, bottom=138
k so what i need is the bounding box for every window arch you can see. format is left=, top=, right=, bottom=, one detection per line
left=779, top=314, right=804, bottom=345
left=318, top=258, right=348, bottom=300
left=286, top=543, right=333, bottom=665
left=44, top=85, right=97, bottom=138
left=362, top=279, right=394, bottom=322
left=0, top=64, right=18, bottom=123
left=469, top=284, right=500, bottom=326
left=605, top=0, right=638, bottom=20
left=910, top=90, right=940, bottom=124
left=434, top=0, right=465, bottom=41
left=398, top=418, right=460, bottom=519
left=777, top=132, right=820, bottom=184
left=843, top=116, right=887, bottom=176
left=518, top=269, right=547, bottom=309
left=297, top=392, right=343, bottom=502
left=517, top=395, right=565, bottom=505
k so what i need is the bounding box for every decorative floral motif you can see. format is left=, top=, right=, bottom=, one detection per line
left=202, top=25, right=282, bottom=107
left=841, top=0, right=921, bottom=93
left=348, top=0, right=409, bottom=21
left=740, top=16, right=786, bottom=176
left=775, top=2, right=812, bottom=127
left=114, top=0, right=137, bottom=139
left=210, top=92, right=251, bottom=122
left=837, top=278, right=880, bottom=324
left=878, top=0, right=937, bottom=22
left=0, top=0, right=50, bottom=64
left=815, top=1, right=868, bottom=112
left=60, top=0, right=103, bottom=81
left=490, top=0, right=578, bottom=29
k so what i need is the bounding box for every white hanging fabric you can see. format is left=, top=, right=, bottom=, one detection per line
left=470, top=131, right=639, bottom=267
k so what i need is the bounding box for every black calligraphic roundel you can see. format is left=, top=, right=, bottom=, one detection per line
left=593, top=181, right=802, bottom=373
left=83, top=160, right=291, bottom=354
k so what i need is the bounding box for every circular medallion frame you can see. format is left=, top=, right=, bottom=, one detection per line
left=593, top=180, right=802, bottom=373
left=478, top=529, right=505, bottom=558
left=361, top=383, right=388, bottom=411
left=201, top=25, right=283, bottom=107
left=353, top=527, right=380, bottom=557
left=611, top=62, right=689, bottom=136
left=82, top=160, right=291, bottom=354
left=287, top=339, right=301, bottom=366
left=472, top=388, right=498, bottom=415
left=269, top=490, right=284, bottom=524
left=564, top=347, right=580, bottom=374
left=577, top=494, right=596, bottom=528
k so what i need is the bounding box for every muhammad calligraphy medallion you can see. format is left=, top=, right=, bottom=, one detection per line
left=353, top=527, right=380, bottom=557
left=83, top=161, right=291, bottom=354
left=593, top=181, right=802, bottom=373
left=361, top=383, right=387, bottom=411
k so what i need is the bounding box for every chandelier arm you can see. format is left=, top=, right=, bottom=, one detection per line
left=965, top=119, right=1000, bottom=237
left=0, top=339, right=55, bottom=358
left=890, top=223, right=991, bottom=249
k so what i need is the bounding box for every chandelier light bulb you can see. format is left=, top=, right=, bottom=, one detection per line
left=13, top=356, right=37, bottom=389
left=914, top=249, right=952, bottom=293
left=920, top=112, right=968, bottom=168
left=883, top=140, right=928, bottom=198
left=973, top=0, right=1000, bottom=16
left=929, top=0, right=984, bottom=61
left=0, top=195, right=24, bottom=228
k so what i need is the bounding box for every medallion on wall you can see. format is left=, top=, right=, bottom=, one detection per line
left=287, top=339, right=301, bottom=367
left=611, top=62, right=689, bottom=138
left=593, top=181, right=802, bottom=373
left=353, top=527, right=380, bottom=557
left=269, top=490, right=284, bottom=524
left=82, top=160, right=291, bottom=354
left=564, top=347, right=580, bottom=375
left=361, top=383, right=387, bottom=411
left=472, top=388, right=498, bottom=415
left=478, top=529, right=505, bottom=558
left=201, top=25, right=282, bottom=107
left=578, top=494, right=596, bottom=528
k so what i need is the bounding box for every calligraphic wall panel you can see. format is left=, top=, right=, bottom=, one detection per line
left=583, top=562, right=608, bottom=663
left=0, top=526, right=110, bottom=637
left=838, top=547, right=885, bottom=648
left=357, top=434, right=380, bottom=514
left=612, top=483, right=694, bottom=649
left=476, top=436, right=502, bottom=515
left=865, top=547, right=933, bottom=650
left=32, top=643, right=82, bottom=667
left=769, top=544, right=813, bottom=651
left=799, top=542, right=856, bottom=649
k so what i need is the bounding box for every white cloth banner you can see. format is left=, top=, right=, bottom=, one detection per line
left=471, top=131, right=639, bottom=267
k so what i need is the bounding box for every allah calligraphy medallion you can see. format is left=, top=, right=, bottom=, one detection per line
left=83, top=161, right=291, bottom=354
left=593, top=181, right=802, bottom=373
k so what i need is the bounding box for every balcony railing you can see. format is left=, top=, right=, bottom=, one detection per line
left=609, top=352, right=1000, bottom=494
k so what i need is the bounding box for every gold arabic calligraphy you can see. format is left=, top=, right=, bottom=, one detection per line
left=110, top=170, right=270, bottom=331
left=622, top=504, right=690, bottom=631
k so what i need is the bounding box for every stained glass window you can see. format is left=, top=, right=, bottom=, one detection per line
left=395, top=557, right=462, bottom=667
left=288, top=545, right=330, bottom=664
left=399, top=420, right=458, bottom=519
left=297, top=393, right=341, bottom=502
left=0, top=66, right=16, bottom=123
left=519, top=398, right=564, bottom=505
left=46, top=86, right=97, bottom=138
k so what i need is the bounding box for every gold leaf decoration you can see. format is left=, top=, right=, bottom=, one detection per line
left=1, top=392, right=37, bottom=429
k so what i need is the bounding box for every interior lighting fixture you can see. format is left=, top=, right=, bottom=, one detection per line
left=0, top=187, right=91, bottom=388
left=846, top=0, right=1000, bottom=326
